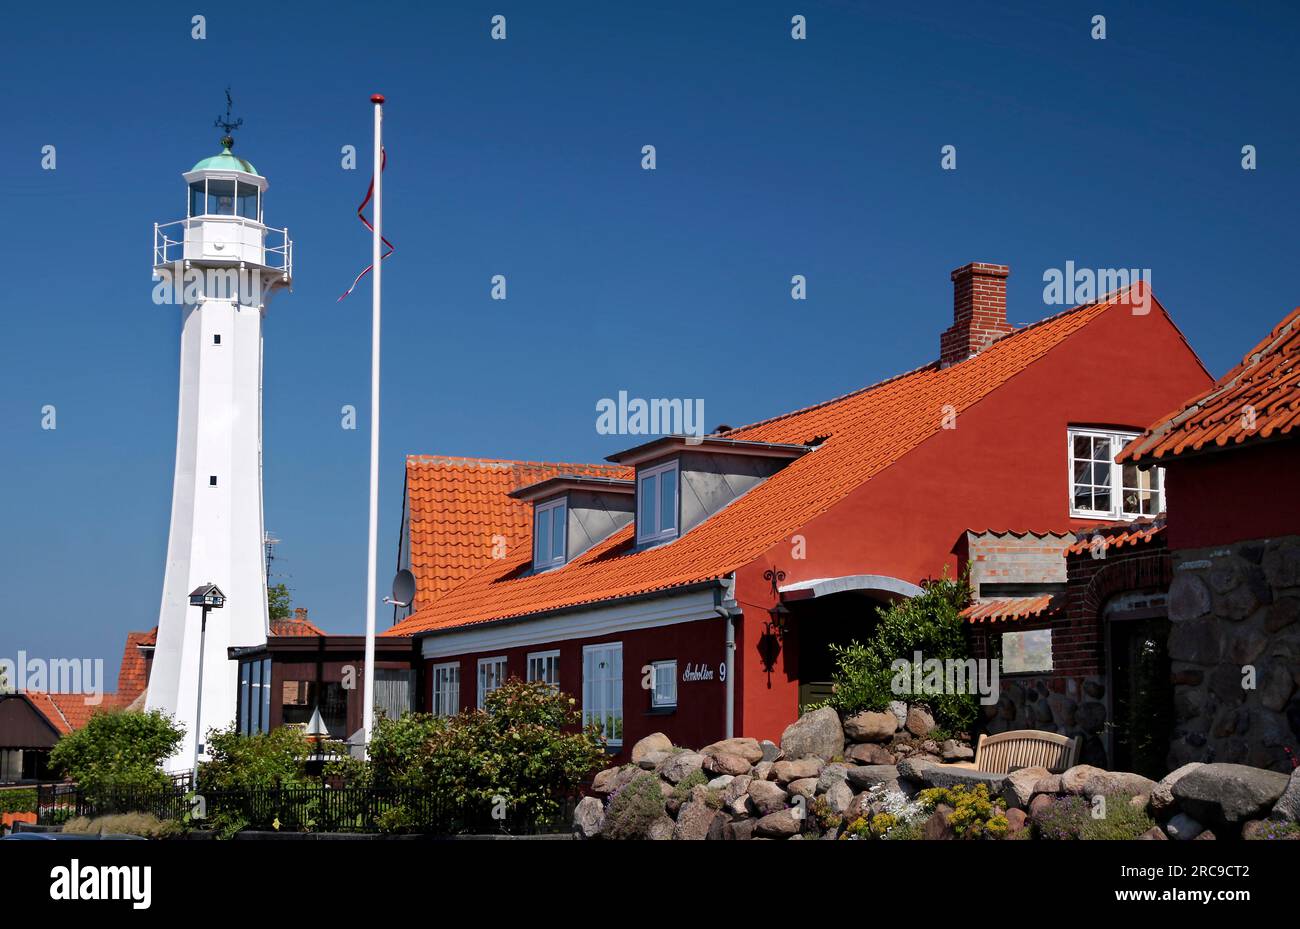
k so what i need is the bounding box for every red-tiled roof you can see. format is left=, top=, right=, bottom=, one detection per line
left=116, top=628, right=156, bottom=701
left=1120, top=307, right=1300, bottom=465
left=961, top=595, right=1062, bottom=624
left=271, top=609, right=325, bottom=637
left=1064, top=517, right=1165, bottom=555
left=403, top=456, right=631, bottom=610
left=20, top=691, right=132, bottom=736
left=385, top=289, right=1143, bottom=638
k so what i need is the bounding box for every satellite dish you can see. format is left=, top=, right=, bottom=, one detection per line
left=386, top=569, right=416, bottom=608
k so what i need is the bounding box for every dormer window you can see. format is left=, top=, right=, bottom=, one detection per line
left=533, top=497, right=567, bottom=570
left=637, top=460, right=679, bottom=545
left=1068, top=427, right=1164, bottom=519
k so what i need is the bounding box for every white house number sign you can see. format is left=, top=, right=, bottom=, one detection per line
left=682, top=662, right=726, bottom=682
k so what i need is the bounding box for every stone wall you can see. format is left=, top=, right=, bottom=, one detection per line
left=1167, top=536, right=1300, bottom=772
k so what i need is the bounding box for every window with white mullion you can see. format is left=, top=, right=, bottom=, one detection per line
left=582, top=643, right=623, bottom=746
left=636, top=460, right=679, bottom=545
left=431, top=662, right=460, bottom=717
left=477, top=656, right=508, bottom=707
left=533, top=498, right=567, bottom=570
left=527, top=650, right=560, bottom=689
left=1068, top=428, right=1164, bottom=519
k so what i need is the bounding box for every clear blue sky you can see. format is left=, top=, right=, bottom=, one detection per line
left=2, top=1, right=1296, bottom=689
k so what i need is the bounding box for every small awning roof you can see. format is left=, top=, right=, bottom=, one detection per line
left=962, top=594, right=1063, bottom=624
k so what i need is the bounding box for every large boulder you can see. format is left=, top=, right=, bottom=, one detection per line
left=1270, top=768, right=1300, bottom=822
left=754, top=807, right=803, bottom=838
left=780, top=707, right=845, bottom=761
left=703, top=752, right=752, bottom=777
left=631, top=732, right=673, bottom=765
left=673, top=798, right=726, bottom=840
left=905, top=706, right=937, bottom=739
left=658, top=751, right=707, bottom=785
left=845, top=765, right=903, bottom=793
left=572, top=796, right=605, bottom=839
left=1002, top=765, right=1051, bottom=809
left=722, top=775, right=753, bottom=815
left=590, top=766, right=622, bottom=796
left=1080, top=770, right=1157, bottom=800
left=817, top=763, right=850, bottom=794
left=701, top=737, right=765, bottom=765
left=747, top=779, right=790, bottom=815
left=638, top=750, right=671, bottom=771
left=1172, top=763, right=1292, bottom=825
left=788, top=778, right=819, bottom=801
left=1057, top=765, right=1107, bottom=795
left=772, top=757, right=823, bottom=784
left=1149, top=762, right=1204, bottom=817
left=826, top=780, right=854, bottom=816
left=845, top=743, right=896, bottom=766
left=843, top=710, right=898, bottom=743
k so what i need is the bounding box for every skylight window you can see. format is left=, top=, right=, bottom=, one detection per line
left=637, top=460, right=679, bottom=545
left=533, top=497, right=567, bottom=570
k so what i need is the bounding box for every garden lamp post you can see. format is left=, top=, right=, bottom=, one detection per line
left=187, top=583, right=226, bottom=784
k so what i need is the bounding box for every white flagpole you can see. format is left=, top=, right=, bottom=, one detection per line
left=362, top=93, right=384, bottom=751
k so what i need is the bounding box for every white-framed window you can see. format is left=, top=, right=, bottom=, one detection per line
left=636, top=460, right=679, bottom=545
left=527, top=650, right=561, bottom=689
left=1001, top=629, right=1053, bottom=674
left=533, top=498, right=567, bottom=570
left=583, top=642, right=624, bottom=746
left=431, top=662, right=460, bottom=717
left=1068, top=428, right=1164, bottom=519
left=651, top=659, right=677, bottom=709
left=477, top=656, right=508, bottom=707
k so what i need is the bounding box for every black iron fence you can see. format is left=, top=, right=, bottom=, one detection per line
left=36, top=782, right=575, bottom=836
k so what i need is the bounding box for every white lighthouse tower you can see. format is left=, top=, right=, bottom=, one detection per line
left=146, top=119, right=292, bottom=771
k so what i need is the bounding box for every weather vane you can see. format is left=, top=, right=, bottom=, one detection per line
left=214, top=87, right=243, bottom=148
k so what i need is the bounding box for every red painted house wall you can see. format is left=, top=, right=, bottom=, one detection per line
left=422, top=617, right=727, bottom=762
left=1164, top=440, right=1300, bottom=550
left=735, top=299, right=1212, bottom=744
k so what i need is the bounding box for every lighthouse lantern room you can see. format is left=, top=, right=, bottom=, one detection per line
left=145, top=111, right=293, bottom=771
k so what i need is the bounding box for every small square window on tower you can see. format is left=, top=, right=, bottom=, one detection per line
left=209, top=475, right=218, bottom=487
left=213, top=334, right=222, bottom=345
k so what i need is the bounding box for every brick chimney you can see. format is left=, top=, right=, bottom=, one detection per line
left=294, top=607, right=309, bottom=623
left=940, top=262, right=1013, bottom=366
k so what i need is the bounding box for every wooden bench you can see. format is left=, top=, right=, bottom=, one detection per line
left=947, top=729, right=1081, bottom=775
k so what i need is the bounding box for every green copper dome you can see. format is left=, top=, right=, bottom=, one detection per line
left=191, top=141, right=259, bottom=176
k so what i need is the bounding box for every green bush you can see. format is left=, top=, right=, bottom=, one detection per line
left=368, top=678, right=607, bottom=829
left=603, top=771, right=666, bottom=839
left=916, top=783, right=1009, bottom=839
left=0, top=789, right=37, bottom=814
left=670, top=768, right=709, bottom=804
left=48, top=710, right=184, bottom=796
left=823, top=573, right=978, bottom=731
left=200, top=724, right=315, bottom=790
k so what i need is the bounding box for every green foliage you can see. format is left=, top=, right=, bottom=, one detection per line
left=916, top=783, right=1009, bottom=839
left=48, top=710, right=184, bottom=796
left=0, top=789, right=37, bottom=814
left=670, top=768, right=709, bottom=803
left=603, top=771, right=666, bottom=839
left=1032, top=793, right=1155, bottom=840
left=368, top=678, right=607, bottom=828
left=267, top=583, right=293, bottom=621
left=200, top=724, right=314, bottom=790
left=823, top=573, right=977, bottom=731
left=62, top=812, right=180, bottom=839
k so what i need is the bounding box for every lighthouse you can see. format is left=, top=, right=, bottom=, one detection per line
left=145, top=120, right=292, bottom=771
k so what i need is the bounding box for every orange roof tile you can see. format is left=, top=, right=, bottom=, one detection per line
left=20, top=691, right=132, bottom=735
left=271, top=609, right=325, bottom=637
left=386, top=290, right=1140, bottom=638
left=116, top=628, right=156, bottom=701
left=1120, top=307, right=1300, bottom=465
left=404, top=456, right=631, bottom=611
left=961, top=595, right=1062, bottom=624
left=1065, top=517, right=1165, bottom=555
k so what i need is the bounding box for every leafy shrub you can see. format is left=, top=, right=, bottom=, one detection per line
left=670, top=768, right=709, bottom=804
left=201, top=724, right=315, bottom=790
left=604, top=771, right=666, bottom=839
left=0, top=789, right=37, bottom=814
left=62, top=812, right=180, bottom=839
left=823, top=573, right=978, bottom=731
left=1032, top=794, right=1155, bottom=840
left=49, top=710, right=184, bottom=796
left=368, top=678, right=607, bottom=828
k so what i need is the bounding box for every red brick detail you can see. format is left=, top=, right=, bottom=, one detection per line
left=940, top=263, right=1013, bottom=367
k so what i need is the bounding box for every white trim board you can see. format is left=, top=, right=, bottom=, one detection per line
left=419, top=586, right=723, bottom=660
